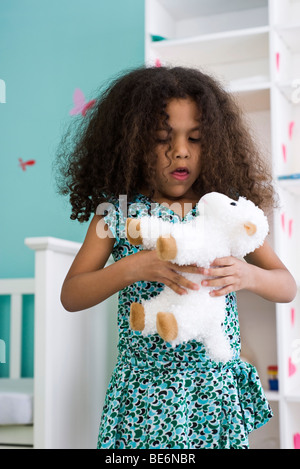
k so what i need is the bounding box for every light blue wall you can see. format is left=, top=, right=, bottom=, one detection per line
left=0, top=0, right=145, bottom=279
left=0, top=0, right=144, bottom=377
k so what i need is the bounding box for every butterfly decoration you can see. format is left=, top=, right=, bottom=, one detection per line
left=18, top=158, right=36, bottom=171
left=294, top=433, right=300, bottom=450
left=276, top=52, right=280, bottom=72
left=280, top=212, right=293, bottom=238
left=288, top=356, right=297, bottom=377
left=69, top=88, right=96, bottom=117
left=289, top=121, right=295, bottom=140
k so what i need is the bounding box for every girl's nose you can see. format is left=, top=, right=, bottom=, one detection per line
left=172, top=138, right=190, bottom=159
left=176, top=153, right=189, bottom=159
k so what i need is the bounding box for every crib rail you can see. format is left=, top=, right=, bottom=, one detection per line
left=23, top=237, right=118, bottom=448
left=1, top=237, right=117, bottom=448
left=0, top=278, right=35, bottom=378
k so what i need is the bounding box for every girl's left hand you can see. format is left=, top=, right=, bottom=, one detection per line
left=200, top=256, right=252, bottom=297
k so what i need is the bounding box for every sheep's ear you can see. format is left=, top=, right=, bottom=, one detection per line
left=156, top=235, right=177, bottom=261
left=126, top=218, right=143, bottom=245
left=244, top=222, right=257, bottom=236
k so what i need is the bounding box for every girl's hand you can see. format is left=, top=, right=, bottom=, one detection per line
left=200, top=256, right=252, bottom=297
left=130, top=249, right=201, bottom=296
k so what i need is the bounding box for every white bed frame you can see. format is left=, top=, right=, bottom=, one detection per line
left=0, top=237, right=118, bottom=449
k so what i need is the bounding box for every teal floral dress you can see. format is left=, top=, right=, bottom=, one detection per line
left=97, top=193, right=272, bottom=450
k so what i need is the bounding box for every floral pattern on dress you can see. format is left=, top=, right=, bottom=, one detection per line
left=97, top=193, right=273, bottom=449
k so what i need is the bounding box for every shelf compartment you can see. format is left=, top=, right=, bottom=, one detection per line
left=158, top=0, right=268, bottom=21
left=153, top=0, right=269, bottom=38
left=150, top=26, right=270, bottom=68
left=230, top=82, right=271, bottom=112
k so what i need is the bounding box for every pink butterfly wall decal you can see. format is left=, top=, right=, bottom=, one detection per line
left=281, top=122, right=295, bottom=163
left=289, top=121, right=295, bottom=140
left=288, top=356, right=297, bottom=377
left=282, top=143, right=287, bottom=163
left=288, top=218, right=293, bottom=238
left=276, top=52, right=280, bottom=72
left=70, top=88, right=96, bottom=117
left=281, top=212, right=285, bottom=231
left=294, top=433, right=300, bottom=449
left=18, top=158, right=36, bottom=171
left=281, top=212, right=293, bottom=237
left=291, top=307, right=295, bottom=326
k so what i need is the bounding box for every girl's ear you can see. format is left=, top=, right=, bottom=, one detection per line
left=244, top=222, right=257, bottom=236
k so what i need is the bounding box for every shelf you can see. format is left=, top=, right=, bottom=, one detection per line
left=158, top=0, right=268, bottom=20
left=230, top=83, right=271, bottom=112
left=265, top=390, right=280, bottom=402
left=229, top=78, right=271, bottom=93
left=150, top=26, right=269, bottom=68
left=285, top=394, right=300, bottom=403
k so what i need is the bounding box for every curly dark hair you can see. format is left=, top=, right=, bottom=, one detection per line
left=55, top=65, right=276, bottom=222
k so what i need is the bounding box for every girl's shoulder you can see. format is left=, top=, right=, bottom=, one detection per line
left=97, top=192, right=151, bottom=246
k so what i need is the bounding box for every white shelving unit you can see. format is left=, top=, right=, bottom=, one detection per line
left=145, top=0, right=300, bottom=450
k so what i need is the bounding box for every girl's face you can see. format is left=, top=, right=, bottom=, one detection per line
left=154, top=97, right=202, bottom=201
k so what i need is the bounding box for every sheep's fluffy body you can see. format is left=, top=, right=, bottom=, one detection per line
left=134, top=192, right=269, bottom=363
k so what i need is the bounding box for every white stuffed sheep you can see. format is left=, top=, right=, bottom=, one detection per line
left=126, top=192, right=269, bottom=363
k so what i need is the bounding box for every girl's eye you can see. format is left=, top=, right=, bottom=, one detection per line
left=156, top=136, right=169, bottom=142
left=156, top=138, right=169, bottom=144
left=189, top=137, right=201, bottom=143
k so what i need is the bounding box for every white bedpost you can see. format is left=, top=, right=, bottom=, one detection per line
left=9, top=293, right=22, bottom=379
left=25, top=237, right=118, bottom=449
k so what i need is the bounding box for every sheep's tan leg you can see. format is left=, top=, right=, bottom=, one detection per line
left=156, top=312, right=178, bottom=342
left=156, top=235, right=177, bottom=261
left=126, top=218, right=143, bottom=245
left=130, top=303, right=145, bottom=331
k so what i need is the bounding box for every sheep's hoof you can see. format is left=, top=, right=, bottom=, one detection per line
left=156, top=235, right=177, bottom=260
left=130, top=303, right=145, bottom=331
left=156, top=312, right=178, bottom=342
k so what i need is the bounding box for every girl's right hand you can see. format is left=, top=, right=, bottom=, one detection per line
left=129, top=249, right=201, bottom=295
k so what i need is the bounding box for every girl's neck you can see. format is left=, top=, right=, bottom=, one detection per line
left=139, top=188, right=199, bottom=218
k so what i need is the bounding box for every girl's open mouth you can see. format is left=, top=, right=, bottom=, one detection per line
left=171, top=167, right=190, bottom=181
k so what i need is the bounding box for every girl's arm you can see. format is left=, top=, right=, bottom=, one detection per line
left=200, top=240, right=297, bottom=303
left=61, top=215, right=202, bottom=312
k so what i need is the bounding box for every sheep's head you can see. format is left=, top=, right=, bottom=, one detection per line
left=199, top=192, right=269, bottom=258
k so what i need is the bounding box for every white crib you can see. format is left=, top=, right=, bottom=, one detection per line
left=0, top=237, right=118, bottom=449
left=0, top=278, right=35, bottom=447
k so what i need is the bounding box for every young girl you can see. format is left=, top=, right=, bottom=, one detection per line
left=57, top=66, right=297, bottom=449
